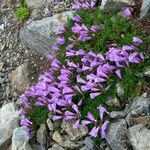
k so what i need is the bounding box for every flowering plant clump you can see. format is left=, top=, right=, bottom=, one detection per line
left=20, top=2, right=148, bottom=139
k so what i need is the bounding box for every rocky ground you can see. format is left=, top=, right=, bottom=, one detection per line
left=0, top=0, right=150, bottom=150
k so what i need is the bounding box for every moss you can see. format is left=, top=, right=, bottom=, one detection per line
left=15, top=7, right=30, bottom=21
left=15, top=0, right=29, bottom=21
left=27, top=104, right=49, bottom=130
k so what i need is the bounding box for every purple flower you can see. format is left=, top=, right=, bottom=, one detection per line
left=122, top=45, right=135, bottom=51
left=89, top=126, right=100, bottom=137
left=52, top=115, right=63, bottom=121
left=90, top=92, right=101, bottom=99
left=101, top=120, right=109, bottom=139
left=133, top=37, right=143, bottom=45
left=129, top=52, right=140, bottom=63
left=97, top=105, right=109, bottom=121
left=73, top=119, right=80, bottom=129
left=56, top=37, right=65, bottom=45
left=87, top=112, right=96, bottom=122
left=51, top=45, right=59, bottom=51
left=122, top=7, right=132, bottom=17
left=90, top=25, right=101, bottom=32
left=115, top=69, right=122, bottom=78
left=55, top=25, right=66, bottom=35
left=20, top=118, right=32, bottom=127
left=73, top=15, right=82, bottom=22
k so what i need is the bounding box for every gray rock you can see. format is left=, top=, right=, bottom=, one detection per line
left=80, top=137, right=94, bottom=150
left=140, top=0, right=150, bottom=19
left=25, top=0, right=52, bottom=8
left=128, top=124, right=150, bottom=150
left=144, top=66, right=150, bottom=77
left=106, top=119, right=129, bottom=150
left=11, top=63, right=30, bottom=93
left=37, top=124, right=47, bottom=145
left=125, top=113, right=132, bottom=126
left=19, top=11, right=74, bottom=55
left=116, top=83, right=124, bottom=98
left=32, top=144, right=46, bottom=150
left=0, top=102, right=19, bottom=150
left=106, top=97, right=121, bottom=107
left=12, top=126, right=33, bottom=150
left=47, top=118, right=53, bottom=131
left=0, top=62, right=4, bottom=71
left=130, top=96, right=150, bottom=116
left=1, top=0, right=16, bottom=7
left=52, top=131, right=64, bottom=146
left=62, top=121, right=88, bottom=141
left=52, top=131, right=82, bottom=149
left=64, top=140, right=81, bottom=149
left=48, top=144, right=64, bottom=150
left=101, top=0, right=134, bottom=10
left=110, top=111, right=127, bottom=119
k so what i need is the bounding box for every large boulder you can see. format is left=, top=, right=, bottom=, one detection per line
left=0, top=102, right=20, bottom=150
left=128, top=124, right=150, bottom=150
left=140, top=0, right=150, bottom=19
left=19, top=11, right=74, bottom=55
left=106, top=119, right=129, bottom=150
left=11, top=126, right=33, bottom=150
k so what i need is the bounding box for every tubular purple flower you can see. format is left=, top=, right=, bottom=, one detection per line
left=121, top=7, right=132, bottom=17
left=129, top=52, right=140, bottom=63
left=73, top=119, right=80, bottom=129
left=133, top=37, right=143, bottom=45
left=90, top=25, right=101, bottom=32
left=72, top=104, right=79, bottom=113
left=89, top=126, right=100, bottom=138
left=52, top=115, right=63, bottom=121
left=87, top=112, right=96, bottom=122
left=101, top=120, right=109, bottom=139
left=78, top=31, right=91, bottom=41
left=56, top=37, right=65, bottom=45
left=122, top=45, right=135, bottom=51
left=90, top=92, right=101, bottom=99
left=20, top=118, right=32, bottom=127
left=73, top=15, right=82, bottom=22
left=97, top=105, right=109, bottom=121
left=51, top=45, right=59, bottom=51
left=82, top=120, right=92, bottom=126
left=77, top=75, right=86, bottom=84
left=115, top=70, right=122, bottom=78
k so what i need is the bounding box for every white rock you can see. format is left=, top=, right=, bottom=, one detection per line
left=128, top=124, right=150, bottom=150
left=19, top=11, right=74, bottom=55
left=11, top=63, right=30, bottom=93
left=11, top=126, right=33, bottom=150
left=0, top=102, right=20, bottom=150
